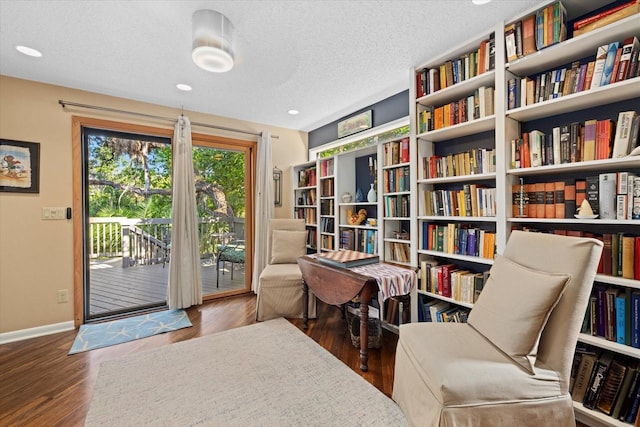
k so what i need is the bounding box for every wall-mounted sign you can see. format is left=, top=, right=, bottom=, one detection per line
left=337, top=110, right=372, bottom=138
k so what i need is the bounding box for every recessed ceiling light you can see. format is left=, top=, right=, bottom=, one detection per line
left=176, top=83, right=192, bottom=91
left=472, top=0, right=492, bottom=4
left=288, top=110, right=299, bottom=115
left=16, top=45, right=42, bottom=57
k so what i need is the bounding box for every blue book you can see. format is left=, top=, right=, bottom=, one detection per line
left=616, top=293, right=626, bottom=344
left=600, top=42, right=620, bottom=86
left=467, top=229, right=476, bottom=256
left=422, top=222, right=428, bottom=250
left=633, top=291, right=640, bottom=349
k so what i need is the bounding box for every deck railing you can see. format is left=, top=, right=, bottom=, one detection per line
left=88, top=217, right=244, bottom=268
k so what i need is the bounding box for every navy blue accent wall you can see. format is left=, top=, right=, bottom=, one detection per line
left=308, top=90, right=409, bottom=149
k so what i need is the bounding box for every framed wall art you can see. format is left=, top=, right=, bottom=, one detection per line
left=0, top=139, right=40, bottom=193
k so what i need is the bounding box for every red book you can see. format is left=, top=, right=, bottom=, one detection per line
left=573, top=1, right=638, bottom=30
left=400, top=137, right=410, bottom=163
left=576, top=179, right=587, bottom=208
left=521, top=132, right=531, bottom=168
left=609, top=47, right=623, bottom=84
left=440, top=264, right=457, bottom=298
left=602, top=233, right=613, bottom=276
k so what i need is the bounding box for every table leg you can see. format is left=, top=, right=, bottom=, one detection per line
left=302, top=280, right=309, bottom=330
left=359, top=287, right=372, bottom=372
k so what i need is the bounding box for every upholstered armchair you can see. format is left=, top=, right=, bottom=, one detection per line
left=392, top=231, right=603, bottom=427
left=256, top=219, right=316, bottom=321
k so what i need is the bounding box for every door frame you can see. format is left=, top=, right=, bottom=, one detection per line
left=72, top=116, right=255, bottom=327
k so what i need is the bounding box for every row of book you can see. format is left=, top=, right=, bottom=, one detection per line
left=294, top=208, right=317, bottom=225
left=512, top=172, right=640, bottom=221
left=510, top=111, right=640, bottom=168
left=418, top=258, right=489, bottom=305
left=387, top=241, right=410, bottom=264
left=415, top=33, right=495, bottom=98
left=382, top=166, right=410, bottom=193
left=504, top=1, right=567, bottom=62
left=423, top=148, right=496, bottom=179
left=582, top=285, right=640, bottom=346
left=338, top=228, right=378, bottom=255
left=320, top=235, right=334, bottom=251
left=508, top=37, right=640, bottom=110
left=417, top=86, right=494, bottom=133
left=383, top=138, right=410, bottom=166
left=305, top=229, right=317, bottom=250
left=295, top=188, right=316, bottom=206
left=384, top=194, right=410, bottom=218
left=417, top=295, right=471, bottom=324
left=512, top=228, right=640, bottom=280
left=424, top=185, right=497, bottom=218
left=320, top=198, right=334, bottom=215
left=421, top=222, right=496, bottom=260
left=297, top=167, right=317, bottom=188
left=319, top=158, right=334, bottom=177
left=319, top=217, right=334, bottom=233
left=571, top=346, right=640, bottom=423
left=319, top=178, right=334, bottom=197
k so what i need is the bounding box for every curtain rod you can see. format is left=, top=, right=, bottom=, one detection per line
left=57, top=100, right=279, bottom=139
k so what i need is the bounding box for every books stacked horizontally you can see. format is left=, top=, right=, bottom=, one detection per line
left=316, top=250, right=379, bottom=269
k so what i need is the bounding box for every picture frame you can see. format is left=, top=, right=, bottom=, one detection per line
left=273, top=167, right=282, bottom=207
left=337, top=110, right=372, bottom=138
left=0, top=139, right=40, bottom=193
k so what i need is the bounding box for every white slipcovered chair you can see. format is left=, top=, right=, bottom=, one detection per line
left=392, top=231, right=603, bottom=426
left=256, top=218, right=316, bottom=321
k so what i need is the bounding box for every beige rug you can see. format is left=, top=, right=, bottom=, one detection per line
left=85, top=318, right=408, bottom=426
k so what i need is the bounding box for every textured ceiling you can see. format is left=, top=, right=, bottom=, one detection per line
left=0, top=0, right=544, bottom=132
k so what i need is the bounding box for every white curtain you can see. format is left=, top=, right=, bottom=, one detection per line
left=251, top=131, right=274, bottom=292
left=167, top=115, right=202, bottom=308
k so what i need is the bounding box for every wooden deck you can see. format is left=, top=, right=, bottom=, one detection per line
left=88, top=257, right=246, bottom=316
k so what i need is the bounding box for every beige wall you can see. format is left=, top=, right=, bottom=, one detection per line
left=0, top=76, right=308, bottom=334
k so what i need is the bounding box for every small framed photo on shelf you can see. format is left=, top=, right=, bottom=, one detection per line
left=0, top=139, right=40, bottom=193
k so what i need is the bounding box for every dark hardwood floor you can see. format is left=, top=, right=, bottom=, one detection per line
left=0, top=294, right=591, bottom=426
left=0, top=294, right=399, bottom=426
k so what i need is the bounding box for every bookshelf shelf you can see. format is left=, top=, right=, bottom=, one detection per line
left=416, top=249, right=495, bottom=265
left=418, top=290, right=474, bottom=309
left=507, top=77, right=640, bottom=122
left=417, top=115, right=496, bottom=142
left=573, top=401, right=630, bottom=427
left=419, top=215, right=497, bottom=222
left=419, top=172, right=497, bottom=184
left=578, top=334, right=640, bottom=359
left=594, top=275, right=640, bottom=290
left=507, top=157, right=640, bottom=176
left=508, top=218, right=640, bottom=225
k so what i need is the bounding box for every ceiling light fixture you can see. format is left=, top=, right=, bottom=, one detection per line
left=176, top=83, right=192, bottom=91
left=16, top=45, right=42, bottom=57
left=288, top=110, right=299, bottom=115
left=472, top=0, right=492, bottom=4
left=192, top=9, right=234, bottom=73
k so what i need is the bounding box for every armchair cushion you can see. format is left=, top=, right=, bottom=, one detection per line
left=467, top=255, right=570, bottom=374
left=270, top=230, right=307, bottom=264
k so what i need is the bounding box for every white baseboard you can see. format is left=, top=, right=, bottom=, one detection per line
left=0, top=321, right=75, bottom=344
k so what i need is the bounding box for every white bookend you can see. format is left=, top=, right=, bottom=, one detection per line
left=628, top=174, right=637, bottom=220
left=599, top=173, right=617, bottom=219
left=616, top=194, right=627, bottom=220
left=634, top=177, right=640, bottom=220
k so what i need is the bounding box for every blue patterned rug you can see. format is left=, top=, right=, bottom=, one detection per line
left=69, top=309, right=191, bottom=354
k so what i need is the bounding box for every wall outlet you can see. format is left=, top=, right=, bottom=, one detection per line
left=57, top=289, right=69, bottom=303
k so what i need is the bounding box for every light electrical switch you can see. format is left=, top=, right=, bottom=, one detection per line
left=42, top=207, right=52, bottom=219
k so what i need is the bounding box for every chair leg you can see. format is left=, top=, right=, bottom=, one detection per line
left=230, top=262, right=234, bottom=280
left=216, top=259, right=221, bottom=288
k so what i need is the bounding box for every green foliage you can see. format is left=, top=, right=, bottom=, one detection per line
left=87, top=135, right=246, bottom=219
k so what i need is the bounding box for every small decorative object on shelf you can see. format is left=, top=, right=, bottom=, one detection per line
left=342, top=192, right=353, bottom=203
left=347, top=209, right=368, bottom=226
left=367, top=183, right=377, bottom=202
left=355, top=187, right=364, bottom=202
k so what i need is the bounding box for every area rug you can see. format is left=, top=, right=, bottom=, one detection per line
left=84, top=317, right=408, bottom=426
left=69, top=309, right=191, bottom=355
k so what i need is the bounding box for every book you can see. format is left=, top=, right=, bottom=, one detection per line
left=618, top=36, right=640, bottom=81
left=572, top=353, right=598, bottom=402
left=586, top=175, right=600, bottom=216
left=582, top=119, right=597, bottom=161
left=554, top=181, right=565, bottom=218
left=574, top=0, right=640, bottom=37
left=623, top=236, right=636, bottom=279
left=590, top=44, right=609, bottom=89
left=583, top=352, right=614, bottom=408
left=613, top=111, right=639, bottom=158
left=612, top=364, right=639, bottom=419
left=316, top=250, right=379, bottom=269
left=564, top=178, right=576, bottom=218
left=597, top=358, right=628, bottom=415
